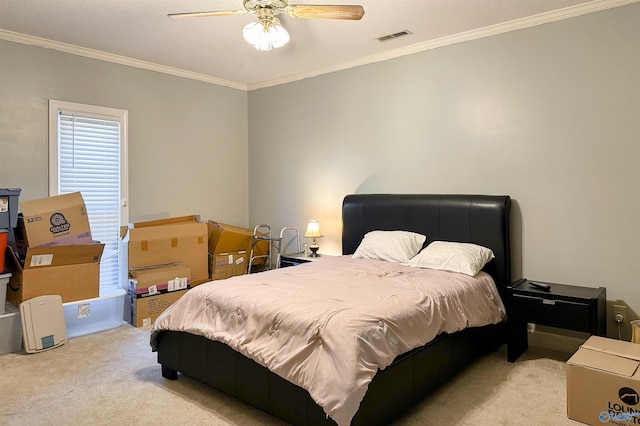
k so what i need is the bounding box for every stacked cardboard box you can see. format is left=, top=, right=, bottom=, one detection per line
left=128, top=216, right=208, bottom=285
left=126, top=215, right=208, bottom=326
left=209, top=251, right=248, bottom=280
left=128, top=264, right=191, bottom=327
left=207, top=221, right=269, bottom=280
left=7, top=192, right=104, bottom=305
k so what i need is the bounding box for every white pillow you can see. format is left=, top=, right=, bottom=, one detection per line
left=352, top=230, right=426, bottom=263
left=409, top=241, right=495, bottom=276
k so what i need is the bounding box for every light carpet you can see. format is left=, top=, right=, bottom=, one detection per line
left=0, top=324, right=581, bottom=425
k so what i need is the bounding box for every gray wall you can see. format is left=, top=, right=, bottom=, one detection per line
left=248, top=4, right=640, bottom=329
left=0, top=39, right=249, bottom=225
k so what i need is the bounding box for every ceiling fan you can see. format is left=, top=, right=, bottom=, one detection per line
left=168, top=0, right=365, bottom=51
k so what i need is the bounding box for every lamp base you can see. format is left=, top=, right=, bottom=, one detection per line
left=309, top=245, right=319, bottom=257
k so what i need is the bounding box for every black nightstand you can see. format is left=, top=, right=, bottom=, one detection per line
left=279, top=252, right=325, bottom=267
left=507, top=278, right=606, bottom=362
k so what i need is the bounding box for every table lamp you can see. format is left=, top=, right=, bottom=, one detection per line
left=304, top=220, right=323, bottom=257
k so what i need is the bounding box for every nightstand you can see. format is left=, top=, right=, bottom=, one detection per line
left=279, top=252, right=326, bottom=267
left=507, top=278, right=606, bottom=362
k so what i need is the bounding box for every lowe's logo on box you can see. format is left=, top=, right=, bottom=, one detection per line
left=600, top=387, right=640, bottom=424
left=49, top=212, right=71, bottom=235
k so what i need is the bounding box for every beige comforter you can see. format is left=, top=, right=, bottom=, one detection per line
left=151, top=255, right=505, bottom=425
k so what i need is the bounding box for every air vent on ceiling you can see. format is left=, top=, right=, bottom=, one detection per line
left=377, top=30, right=413, bottom=42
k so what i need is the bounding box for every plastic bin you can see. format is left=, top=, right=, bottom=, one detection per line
left=0, top=287, right=127, bottom=354
left=63, top=288, right=126, bottom=338
left=0, top=272, right=9, bottom=315
left=0, top=188, right=22, bottom=229
left=0, top=298, right=22, bottom=354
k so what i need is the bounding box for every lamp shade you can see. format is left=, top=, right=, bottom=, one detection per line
left=243, top=19, right=290, bottom=51
left=304, top=220, right=323, bottom=239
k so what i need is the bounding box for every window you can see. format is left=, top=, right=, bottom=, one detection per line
left=49, top=100, right=129, bottom=293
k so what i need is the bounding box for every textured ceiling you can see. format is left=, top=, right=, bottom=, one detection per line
left=0, top=0, right=635, bottom=90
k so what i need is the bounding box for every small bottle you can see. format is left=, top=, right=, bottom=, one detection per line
left=304, top=242, right=308, bottom=256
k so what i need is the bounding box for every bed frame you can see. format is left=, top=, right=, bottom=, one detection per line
left=155, top=194, right=511, bottom=425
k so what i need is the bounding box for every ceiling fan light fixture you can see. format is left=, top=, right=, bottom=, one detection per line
left=243, top=17, right=290, bottom=51
left=170, top=2, right=364, bottom=51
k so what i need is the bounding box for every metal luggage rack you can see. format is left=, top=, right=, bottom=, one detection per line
left=248, top=225, right=300, bottom=273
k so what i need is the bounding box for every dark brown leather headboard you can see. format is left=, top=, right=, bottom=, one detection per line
left=342, top=194, right=511, bottom=299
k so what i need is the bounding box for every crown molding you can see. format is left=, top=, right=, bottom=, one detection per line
left=0, top=29, right=248, bottom=91
left=1, top=0, right=636, bottom=92
left=248, top=0, right=639, bottom=90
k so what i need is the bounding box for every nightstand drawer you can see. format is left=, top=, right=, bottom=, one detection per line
left=511, top=294, right=592, bottom=332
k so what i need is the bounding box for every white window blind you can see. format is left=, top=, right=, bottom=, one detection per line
left=49, top=101, right=128, bottom=293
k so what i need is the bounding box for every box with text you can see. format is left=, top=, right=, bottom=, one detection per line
left=207, top=221, right=268, bottom=265
left=129, top=286, right=189, bottom=328
left=19, top=192, right=93, bottom=247
left=567, top=336, right=640, bottom=425
left=209, top=250, right=247, bottom=280
left=127, top=218, right=208, bottom=286
left=7, top=243, right=104, bottom=305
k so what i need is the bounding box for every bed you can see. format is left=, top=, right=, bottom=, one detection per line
left=151, top=194, right=511, bottom=425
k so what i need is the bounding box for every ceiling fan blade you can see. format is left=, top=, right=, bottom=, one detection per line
left=168, top=10, right=247, bottom=19
left=285, top=4, right=365, bottom=20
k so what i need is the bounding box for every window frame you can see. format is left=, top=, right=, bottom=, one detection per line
left=48, top=99, right=129, bottom=292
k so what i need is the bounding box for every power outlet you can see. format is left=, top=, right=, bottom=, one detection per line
left=613, top=304, right=627, bottom=324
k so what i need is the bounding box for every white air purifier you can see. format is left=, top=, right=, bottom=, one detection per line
left=20, top=295, right=67, bottom=353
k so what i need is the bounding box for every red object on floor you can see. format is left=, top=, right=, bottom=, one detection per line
left=0, top=229, right=8, bottom=272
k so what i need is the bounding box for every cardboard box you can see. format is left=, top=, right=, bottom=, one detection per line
left=19, top=192, right=93, bottom=247
left=209, top=250, right=247, bottom=280
left=207, top=221, right=269, bottom=265
left=567, top=336, right=640, bottom=425
left=128, top=219, right=208, bottom=286
left=129, top=264, right=191, bottom=296
left=131, top=215, right=200, bottom=228
left=6, top=243, right=104, bottom=305
left=128, top=264, right=190, bottom=327
left=129, top=286, right=188, bottom=327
